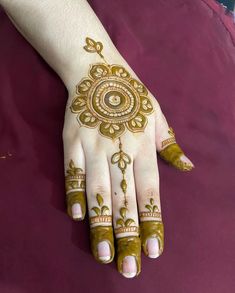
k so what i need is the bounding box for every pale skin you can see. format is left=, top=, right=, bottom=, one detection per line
left=0, top=0, right=194, bottom=278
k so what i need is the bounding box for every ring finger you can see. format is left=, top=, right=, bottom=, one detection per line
left=108, top=139, right=141, bottom=278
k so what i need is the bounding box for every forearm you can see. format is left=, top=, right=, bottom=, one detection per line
left=0, top=0, right=123, bottom=92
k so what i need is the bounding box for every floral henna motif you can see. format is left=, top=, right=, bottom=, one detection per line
left=70, top=37, right=154, bottom=207
left=115, top=206, right=139, bottom=235
left=161, top=127, right=176, bottom=148
left=70, top=38, right=154, bottom=140
left=139, top=198, right=162, bottom=220
left=90, top=193, right=112, bottom=226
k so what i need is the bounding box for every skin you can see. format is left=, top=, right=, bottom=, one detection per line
left=0, top=0, right=194, bottom=278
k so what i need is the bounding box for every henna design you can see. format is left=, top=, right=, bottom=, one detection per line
left=70, top=37, right=154, bottom=206
left=115, top=206, right=138, bottom=235
left=65, top=160, right=86, bottom=219
left=90, top=193, right=112, bottom=226
left=71, top=37, right=154, bottom=140
left=111, top=138, right=131, bottom=206
left=161, top=127, right=176, bottom=148
left=83, top=37, right=107, bottom=63
left=65, top=160, right=85, bottom=194
left=139, top=198, right=162, bottom=220
left=159, top=143, right=193, bottom=171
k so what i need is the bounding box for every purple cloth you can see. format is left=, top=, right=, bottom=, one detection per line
left=0, top=0, right=234, bottom=292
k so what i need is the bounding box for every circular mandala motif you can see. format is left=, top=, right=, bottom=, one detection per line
left=70, top=63, right=154, bottom=140
left=89, top=77, right=140, bottom=123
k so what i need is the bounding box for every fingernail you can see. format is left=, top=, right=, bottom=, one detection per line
left=122, top=256, right=137, bottom=278
left=71, top=203, right=82, bottom=219
left=97, top=241, right=111, bottom=262
left=147, top=237, right=160, bottom=258
left=180, top=155, right=194, bottom=168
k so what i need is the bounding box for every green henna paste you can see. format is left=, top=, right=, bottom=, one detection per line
left=159, top=143, right=193, bottom=171
left=116, top=236, right=141, bottom=276
left=66, top=191, right=86, bottom=220
left=140, top=221, right=164, bottom=256
left=90, top=226, right=115, bottom=264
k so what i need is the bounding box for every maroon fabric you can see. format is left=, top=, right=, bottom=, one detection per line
left=0, top=0, right=235, bottom=292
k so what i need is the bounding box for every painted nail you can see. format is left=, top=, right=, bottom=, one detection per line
left=71, top=203, right=82, bottom=219
left=122, top=256, right=137, bottom=278
left=97, top=241, right=111, bottom=262
left=147, top=237, right=160, bottom=258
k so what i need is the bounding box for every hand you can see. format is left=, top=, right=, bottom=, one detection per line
left=1, top=0, right=194, bottom=279
left=63, top=37, right=194, bottom=278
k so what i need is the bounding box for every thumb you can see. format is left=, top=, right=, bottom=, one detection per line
left=152, top=98, right=195, bottom=171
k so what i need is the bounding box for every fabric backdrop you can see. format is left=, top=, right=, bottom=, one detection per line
left=0, top=0, right=234, bottom=292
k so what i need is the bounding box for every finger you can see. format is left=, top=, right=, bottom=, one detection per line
left=134, top=141, right=164, bottom=258
left=159, top=142, right=194, bottom=171
left=108, top=140, right=141, bottom=278
left=85, top=149, right=115, bottom=264
left=64, top=140, right=86, bottom=221
left=152, top=98, right=195, bottom=171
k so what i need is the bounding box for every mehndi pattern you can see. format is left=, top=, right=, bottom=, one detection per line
left=90, top=193, right=112, bottom=226
left=115, top=206, right=138, bottom=235
left=65, top=160, right=86, bottom=219
left=71, top=37, right=154, bottom=207
left=139, top=197, right=162, bottom=220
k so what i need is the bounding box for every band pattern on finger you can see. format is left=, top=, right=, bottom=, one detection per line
left=70, top=37, right=155, bottom=207
left=139, top=197, right=164, bottom=256
left=65, top=160, right=85, bottom=194
left=89, top=193, right=114, bottom=263
left=65, top=160, right=86, bottom=219
left=89, top=193, right=112, bottom=227
left=161, top=127, right=176, bottom=148
left=139, top=197, right=162, bottom=221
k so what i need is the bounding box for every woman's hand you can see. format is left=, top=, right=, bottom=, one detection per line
left=1, top=0, right=194, bottom=278
left=63, top=37, right=194, bottom=278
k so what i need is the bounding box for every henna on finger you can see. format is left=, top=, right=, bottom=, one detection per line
left=65, top=160, right=86, bottom=220
left=114, top=205, right=141, bottom=276
left=139, top=197, right=164, bottom=257
left=89, top=193, right=114, bottom=263
left=159, top=127, right=194, bottom=171
left=116, top=236, right=141, bottom=276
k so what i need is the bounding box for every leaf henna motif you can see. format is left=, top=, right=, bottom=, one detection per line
left=91, top=194, right=110, bottom=217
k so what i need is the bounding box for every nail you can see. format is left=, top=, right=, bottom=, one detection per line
left=147, top=237, right=160, bottom=258
left=71, top=203, right=82, bottom=219
left=122, top=256, right=137, bottom=278
left=180, top=155, right=194, bottom=168
left=97, top=241, right=111, bottom=262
